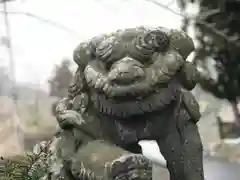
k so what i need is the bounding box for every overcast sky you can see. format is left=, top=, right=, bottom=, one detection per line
left=0, top=0, right=198, bottom=90
left=0, top=0, right=202, bottom=158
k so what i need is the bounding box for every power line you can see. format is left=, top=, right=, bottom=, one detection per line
left=144, top=0, right=221, bottom=20
left=143, top=0, right=187, bottom=18
left=0, top=10, right=82, bottom=37
left=95, top=0, right=121, bottom=13
left=1, top=0, right=239, bottom=48
left=165, top=0, right=175, bottom=7
left=0, top=0, right=15, bottom=3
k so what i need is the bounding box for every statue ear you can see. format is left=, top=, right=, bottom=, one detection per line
left=73, top=34, right=110, bottom=69
left=168, top=29, right=195, bottom=60
left=68, top=67, right=88, bottom=98
left=73, top=42, right=94, bottom=70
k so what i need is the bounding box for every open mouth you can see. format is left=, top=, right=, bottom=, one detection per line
left=110, top=78, right=136, bottom=86
left=109, top=73, right=145, bottom=86
left=84, top=61, right=155, bottom=98
left=90, top=81, right=177, bottom=117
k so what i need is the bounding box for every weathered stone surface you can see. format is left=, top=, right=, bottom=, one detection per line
left=8, top=26, right=203, bottom=180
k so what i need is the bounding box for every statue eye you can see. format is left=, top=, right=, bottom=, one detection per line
left=132, top=29, right=169, bottom=60
left=96, top=36, right=116, bottom=61
left=144, top=30, right=169, bottom=52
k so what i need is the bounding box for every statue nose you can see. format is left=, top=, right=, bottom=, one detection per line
left=119, top=66, right=144, bottom=77
left=109, top=65, right=145, bottom=84
left=118, top=64, right=132, bottom=76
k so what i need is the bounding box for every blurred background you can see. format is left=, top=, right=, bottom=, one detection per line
left=0, top=0, right=240, bottom=179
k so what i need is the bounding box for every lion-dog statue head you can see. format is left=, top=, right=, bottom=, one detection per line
left=71, top=26, right=194, bottom=118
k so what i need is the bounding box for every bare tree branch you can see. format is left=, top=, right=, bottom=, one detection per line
left=144, top=0, right=186, bottom=17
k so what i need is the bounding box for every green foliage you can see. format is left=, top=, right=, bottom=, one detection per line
left=177, top=0, right=240, bottom=99
left=0, top=147, right=48, bottom=180
left=0, top=154, right=35, bottom=180
left=196, top=0, right=240, bottom=105
left=177, top=0, right=240, bottom=123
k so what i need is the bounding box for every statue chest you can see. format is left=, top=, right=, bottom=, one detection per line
left=96, top=105, right=175, bottom=146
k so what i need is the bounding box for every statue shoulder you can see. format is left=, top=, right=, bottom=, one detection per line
left=179, top=62, right=200, bottom=90
left=73, top=40, right=93, bottom=68
left=168, top=29, right=195, bottom=60
left=180, top=88, right=201, bottom=123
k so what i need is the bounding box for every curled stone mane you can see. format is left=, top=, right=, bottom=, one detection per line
left=72, top=26, right=194, bottom=117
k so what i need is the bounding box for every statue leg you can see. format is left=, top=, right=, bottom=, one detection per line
left=156, top=118, right=204, bottom=180
left=45, top=128, right=95, bottom=180
left=70, top=140, right=152, bottom=180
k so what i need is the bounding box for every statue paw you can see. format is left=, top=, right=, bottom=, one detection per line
left=71, top=161, right=98, bottom=180
left=105, top=154, right=153, bottom=180
left=58, top=110, right=85, bottom=129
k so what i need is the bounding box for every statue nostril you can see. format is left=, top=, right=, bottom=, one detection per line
left=134, top=67, right=145, bottom=77
left=120, top=71, right=129, bottom=76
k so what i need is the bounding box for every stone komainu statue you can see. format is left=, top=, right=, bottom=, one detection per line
left=46, top=26, right=204, bottom=180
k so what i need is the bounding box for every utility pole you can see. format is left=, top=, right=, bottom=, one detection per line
left=3, top=1, right=15, bottom=93
left=2, top=0, right=24, bottom=151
